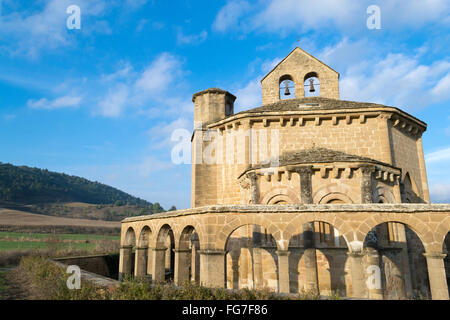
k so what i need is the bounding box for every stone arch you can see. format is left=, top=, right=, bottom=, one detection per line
left=137, top=225, right=152, bottom=247
left=152, top=223, right=175, bottom=282
left=155, top=223, right=175, bottom=248
left=135, top=226, right=152, bottom=278
left=123, top=226, right=136, bottom=246
left=176, top=225, right=201, bottom=285
left=362, top=220, right=432, bottom=299
left=225, top=224, right=278, bottom=291
left=286, top=217, right=349, bottom=296
left=284, top=214, right=352, bottom=250
left=217, top=216, right=283, bottom=251
left=260, top=186, right=300, bottom=205
left=304, top=71, right=320, bottom=97
left=178, top=225, right=198, bottom=249
left=356, top=214, right=434, bottom=252
left=435, top=216, right=450, bottom=251
left=119, top=226, right=137, bottom=280
left=313, top=184, right=356, bottom=204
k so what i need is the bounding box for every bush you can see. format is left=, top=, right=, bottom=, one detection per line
left=18, top=256, right=106, bottom=299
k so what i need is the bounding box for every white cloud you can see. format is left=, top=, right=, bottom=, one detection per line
left=101, top=62, right=134, bottom=82
left=234, top=79, right=261, bottom=112
left=425, top=146, right=450, bottom=202
left=250, top=0, right=359, bottom=33
left=135, top=53, right=182, bottom=95
left=310, top=39, right=450, bottom=110
left=94, top=52, right=188, bottom=118
left=425, top=147, right=450, bottom=164
left=429, top=183, right=450, bottom=203
left=0, top=0, right=107, bottom=58
left=233, top=56, right=281, bottom=112
left=340, top=53, right=450, bottom=109
left=147, top=117, right=191, bottom=149
left=176, top=29, right=208, bottom=45
left=213, top=0, right=450, bottom=34
left=97, top=85, right=129, bottom=117
left=212, top=0, right=251, bottom=32
left=27, top=95, right=82, bottom=110
left=431, top=73, right=450, bottom=101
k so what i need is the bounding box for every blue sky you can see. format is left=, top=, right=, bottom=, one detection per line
left=0, top=0, right=449, bottom=209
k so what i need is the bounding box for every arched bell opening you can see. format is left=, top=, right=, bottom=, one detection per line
left=279, top=74, right=295, bottom=100
left=304, top=72, right=320, bottom=97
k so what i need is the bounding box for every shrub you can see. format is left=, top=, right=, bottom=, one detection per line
left=18, top=256, right=106, bottom=300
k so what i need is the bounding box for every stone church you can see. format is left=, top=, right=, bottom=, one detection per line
left=119, top=47, right=450, bottom=299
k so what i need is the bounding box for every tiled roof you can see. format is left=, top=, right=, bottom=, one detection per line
left=192, top=88, right=236, bottom=102
left=236, top=97, right=388, bottom=114
left=248, top=147, right=389, bottom=170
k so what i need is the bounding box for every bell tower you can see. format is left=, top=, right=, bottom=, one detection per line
left=261, top=47, right=340, bottom=105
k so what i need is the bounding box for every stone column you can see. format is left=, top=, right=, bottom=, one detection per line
left=253, top=248, right=263, bottom=289
left=303, top=223, right=319, bottom=294
left=276, top=250, right=291, bottom=293
left=360, top=165, right=374, bottom=203
left=365, top=248, right=383, bottom=299
left=147, top=248, right=153, bottom=279
left=424, top=252, right=449, bottom=300
left=248, top=172, right=259, bottom=204
left=151, top=247, right=167, bottom=283
left=199, top=249, right=226, bottom=288
left=296, top=166, right=313, bottom=204
left=395, top=224, right=414, bottom=298
left=347, top=251, right=367, bottom=298
left=174, top=248, right=192, bottom=286
left=134, top=246, right=148, bottom=278
left=191, top=243, right=200, bottom=284
left=296, top=165, right=319, bottom=294
left=119, top=245, right=133, bottom=281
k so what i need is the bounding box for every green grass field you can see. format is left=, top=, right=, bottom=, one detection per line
left=0, top=232, right=119, bottom=241
left=0, top=231, right=120, bottom=252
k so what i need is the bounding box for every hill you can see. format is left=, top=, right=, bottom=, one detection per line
left=0, top=162, right=150, bottom=206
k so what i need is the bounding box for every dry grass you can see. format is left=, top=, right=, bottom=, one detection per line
left=0, top=209, right=120, bottom=228
left=14, top=256, right=317, bottom=300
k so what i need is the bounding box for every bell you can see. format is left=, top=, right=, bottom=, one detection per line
left=284, top=81, right=291, bottom=96
left=309, top=78, right=316, bottom=92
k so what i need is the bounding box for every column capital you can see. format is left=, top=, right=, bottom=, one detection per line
left=135, top=246, right=148, bottom=250
left=360, top=164, right=375, bottom=175
left=149, top=247, right=168, bottom=252
left=347, top=251, right=365, bottom=258
left=120, top=245, right=133, bottom=250
left=198, top=249, right=227, bottom=256
left=173, top=248, right=192, bottom=253
left=423, top=252, right=447, bottom=259
left=276, top=250, right=291, bottom=257
left=294, top=165, right=314, bottom=175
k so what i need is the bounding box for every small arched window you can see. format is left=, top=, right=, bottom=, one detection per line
left=304, top=72, right=320, bottom=97
left=279, top=74, right=295, bottom=100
